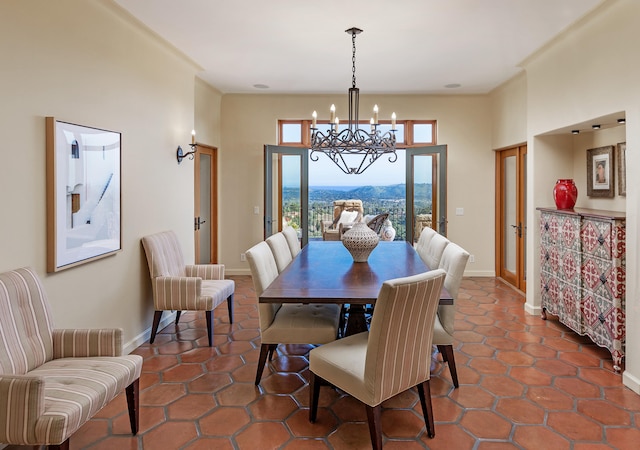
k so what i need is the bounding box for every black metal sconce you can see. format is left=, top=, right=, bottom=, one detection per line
left=177, top=130, right=197, bottom=164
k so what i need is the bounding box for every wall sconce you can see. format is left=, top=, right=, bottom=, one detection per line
left=571, top=130, right=580, bottom=134
left=592, top=124, right=601, bottom=130
left=177, top=130, right=197, bottom=164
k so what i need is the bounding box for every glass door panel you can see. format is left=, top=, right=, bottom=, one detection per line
left=406, top=145, right=447, bottom=244
left=503, top=153, right=517, bottom=277
left=198, top=152, right=212, bottom=263
left=264, top=145, right=308, bottom=244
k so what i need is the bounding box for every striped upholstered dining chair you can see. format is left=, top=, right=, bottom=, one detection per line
left=309, top=269, right=446, bottom=449
left=0, top=267, right=142, bottom=450
left=141, top=230, right=235, bottom=346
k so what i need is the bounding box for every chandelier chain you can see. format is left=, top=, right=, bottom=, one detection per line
left=352, top=30, right=357, bottom=89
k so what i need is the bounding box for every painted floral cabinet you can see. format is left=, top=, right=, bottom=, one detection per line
left=538, top=208, right=626, bottom=372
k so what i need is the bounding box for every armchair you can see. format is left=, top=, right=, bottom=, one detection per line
left=365, top=212, right=389, bottom=235
left=322, top=199, right=364, bottom=241
left=141, top=230, right=234, bottom=347
left=0, top=267, right=142, bottom=450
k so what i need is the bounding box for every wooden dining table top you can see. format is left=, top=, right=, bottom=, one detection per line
left=259, top=240, right=453, bottom=305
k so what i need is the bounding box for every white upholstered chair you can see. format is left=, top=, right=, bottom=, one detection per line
left=0, top=267, right=142, bottom=450
left=282, top=226, right=301, bottom=257
left=309, top=269, right=446, bottom=448
left=245, top=241, right=341, bottom=385
left=266, top=232, right=293, bottom=273
left=141, top=230, right=234, bottom=347
left=433, top=242, right=469, bottom=388
left=415, top=226, right=437, bottom=258
left=417, top=229, right=450, bottom=270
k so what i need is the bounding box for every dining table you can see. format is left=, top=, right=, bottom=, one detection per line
left=259, top=240, right=453, bottom=335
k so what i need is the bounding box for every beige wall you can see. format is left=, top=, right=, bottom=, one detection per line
left=492, top=0, right=639, bottom=391
left=195, top=78, right=223, bottom=149
left=220, top=94, right=496, bottom=277
left=491, top=72, right=527, bottom=150
left=0, top=0, right=199, bottom=352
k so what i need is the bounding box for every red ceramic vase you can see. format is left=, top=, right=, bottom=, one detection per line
left=553, top=179, right=578, bottom=210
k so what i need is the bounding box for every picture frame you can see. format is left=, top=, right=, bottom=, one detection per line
left=616, top=141, right=626, bottom=196
left=586, top=145, right=615, bottom=198
left=46, top=117, right=122, bottom=272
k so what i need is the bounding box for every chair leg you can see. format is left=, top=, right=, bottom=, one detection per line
left=365, top=404, right=383, bottom=450
left=437, top=344, right=459, bottom=388
left=255, top=343, right=276, bottom=385
left=175, top=311, right=182, bottom=324
left=268, top=344, right=277, bottom=361
left=417, top=380, right=435, bottom=438
left=205, top=310, right=213, bottom=347
left=150, top=310, right=163, bottom=343
left=309, top=372, right=321, bottom=423
left=126, top=378, right=140, bottom=435
left=48, top=440, right=70, bottom=450
left=227, top=293, right=234, bottom=324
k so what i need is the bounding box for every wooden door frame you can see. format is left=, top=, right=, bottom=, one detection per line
left=194, top=143, right=218, bottom=263
left=495, top=144, right=527, bottom=291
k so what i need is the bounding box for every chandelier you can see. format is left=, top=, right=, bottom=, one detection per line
left=310, top=27, right=397, bottom=175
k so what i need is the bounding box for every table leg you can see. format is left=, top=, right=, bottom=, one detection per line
left=345, top=305, right=368, bottom=336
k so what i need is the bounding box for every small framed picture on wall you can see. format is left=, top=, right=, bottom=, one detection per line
left=587, top=145, right=615, bottom=198
left=617, top=142, right=626, bottom=196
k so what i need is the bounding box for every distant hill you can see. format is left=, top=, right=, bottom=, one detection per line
left=283, top=184, right=432, bottom=203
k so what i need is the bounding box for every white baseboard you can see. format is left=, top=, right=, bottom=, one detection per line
left=226, top=268, right=251, bottom=276
left=463, top=270, right=495, bottom=277
left=623, top=370, right=640, bottom=394
left=123, top=311, right=177, bottom=355
left=524, top=302, right=542, bottom=316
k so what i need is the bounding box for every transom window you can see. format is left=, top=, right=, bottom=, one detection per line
left=278, top=120, right=437, bottom=147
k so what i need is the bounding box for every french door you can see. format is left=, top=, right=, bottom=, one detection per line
left=264, top=145, right=308, bottom=244
left=264, top=144, right=446, bottom=246
left=406, top=145, right=447, bottom=243
left=496, top=145, right=527, bottom=291
left=194, top=144, right=218, bottom=263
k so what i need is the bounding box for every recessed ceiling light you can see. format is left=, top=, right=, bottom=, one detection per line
left=618, top=118, right=626, bottom=124
left=592, top=124, right=601, bottom=129
left=253, top=84, right=269, bottom=89
left=571, top=130, right=580, bottom=134
left=444, top=83, right=461, bottom=89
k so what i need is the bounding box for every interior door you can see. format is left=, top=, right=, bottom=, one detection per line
left=496, top=145, right=526, bottom=291
left=406, top=145, right=447, bottom=244
left=264, top=145, right=308, bottom=244
left=194, top=144, right=218, bottom=263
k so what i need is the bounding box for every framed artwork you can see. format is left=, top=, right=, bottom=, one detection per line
left=586, top=145, right=615, bottom=198
left=617, top=142, right=626, bottom=196
left=46, top=117, right=122, bottom=272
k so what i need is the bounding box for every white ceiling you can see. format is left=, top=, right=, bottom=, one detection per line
left=112, top=0, right=605, bottom=95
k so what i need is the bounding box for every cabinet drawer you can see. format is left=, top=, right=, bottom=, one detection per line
left=580, top=218, right=626, bottom=260
left=580, top=290, right=625, bottom=353
left=541, top=212, right=580, bottom=250
left=581, top=254, right=625, bottom=300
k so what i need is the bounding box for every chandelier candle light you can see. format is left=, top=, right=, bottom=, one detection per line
left=310, top=27, right=397, bottom=175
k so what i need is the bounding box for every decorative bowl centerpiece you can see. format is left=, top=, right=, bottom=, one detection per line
left=342, top=221, right=380, bottom=262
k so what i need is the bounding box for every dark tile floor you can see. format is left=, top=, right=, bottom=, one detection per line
left=10, top=276, right=640, bottom=449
